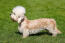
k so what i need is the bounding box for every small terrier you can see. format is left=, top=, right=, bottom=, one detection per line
left=10, top=6, right=61, bottom=38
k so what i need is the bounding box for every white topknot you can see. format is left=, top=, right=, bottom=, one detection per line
left=12, top=6, right=26, bottom=15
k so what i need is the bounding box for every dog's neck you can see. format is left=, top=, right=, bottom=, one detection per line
left=19, top=16, right=28, bottom=24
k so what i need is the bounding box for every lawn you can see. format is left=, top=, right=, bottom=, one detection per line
left=0, top=0, right=65, bottom=43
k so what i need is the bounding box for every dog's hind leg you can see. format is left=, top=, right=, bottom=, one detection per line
left=47, top=28, right=58, bottom=36
left=47, top=25, right=61, bottom=37
left=46, top=24, right=58, bottom=37
left=54, top=26, right=61, bottom=34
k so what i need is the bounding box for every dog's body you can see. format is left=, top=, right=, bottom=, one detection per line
left=18, top=16, right=61, bottom=38
left=10, top=6, right=61, bottom=38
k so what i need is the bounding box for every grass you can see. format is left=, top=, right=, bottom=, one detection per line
left=0, top=0, right=65, bottom=43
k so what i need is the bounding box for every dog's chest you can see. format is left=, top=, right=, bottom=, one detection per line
left=18, top=22, right=26, bottom=33
left=18, top=26, right=23, bottom=33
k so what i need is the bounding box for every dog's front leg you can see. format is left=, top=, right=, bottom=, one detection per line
left=22, top=29, right=29, bottom=38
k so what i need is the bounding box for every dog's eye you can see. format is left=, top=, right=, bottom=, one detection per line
left=13, top=13, right=16, bottom=15
left=18, top=16, right=20, bottom=18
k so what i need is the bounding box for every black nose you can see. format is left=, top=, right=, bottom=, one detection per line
left=10, top=14, right=11, bottom=16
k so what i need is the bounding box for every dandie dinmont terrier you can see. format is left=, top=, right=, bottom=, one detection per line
left=10, top=6, right=61, bottom=38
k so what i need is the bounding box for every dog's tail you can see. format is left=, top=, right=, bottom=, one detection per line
left=52, top=19, right=62, bottom=34
left=55, top=27, right=62, bottom=34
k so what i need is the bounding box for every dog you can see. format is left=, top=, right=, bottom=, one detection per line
left=10, top=6, right=61, bottom=38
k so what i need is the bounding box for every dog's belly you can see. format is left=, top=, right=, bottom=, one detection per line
left=18, top=26, right=45, bottom=34
left=29, top=28, right=44, bottom=34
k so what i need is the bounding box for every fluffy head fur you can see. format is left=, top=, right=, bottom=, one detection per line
left=10, top=6, right=26, bottom=23
left=12, top=6, right=26, bottom=15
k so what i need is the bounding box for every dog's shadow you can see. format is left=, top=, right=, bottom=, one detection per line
left=15, top=31, right=52, bottom=36
left=30, top=32, right=52, bottom=36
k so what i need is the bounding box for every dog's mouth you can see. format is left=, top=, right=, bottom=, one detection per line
left=10, top=17, right=18, bottom=22
left=10, top=14, right=18, bottom=22
left=11, top=18, right=16, bottom=22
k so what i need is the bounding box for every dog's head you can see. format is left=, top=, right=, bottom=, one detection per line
left=10, top=6, right=26, bottom=23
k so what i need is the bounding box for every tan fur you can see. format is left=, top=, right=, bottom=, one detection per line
left=18, top=16, right=61, bottom=38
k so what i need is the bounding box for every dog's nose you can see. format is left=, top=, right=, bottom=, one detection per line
left=10, top=14, right=11, bottom=16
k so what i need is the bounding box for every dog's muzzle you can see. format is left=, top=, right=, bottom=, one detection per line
left=10, top=14, right=17, bottom=22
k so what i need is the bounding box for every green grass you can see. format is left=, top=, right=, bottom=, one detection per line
left=0, top=0, right=65, bottom=43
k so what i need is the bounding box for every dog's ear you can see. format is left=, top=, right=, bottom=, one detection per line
left=17, top=17, right=22, bottom=24
left=17, top=15, right=24, bottom=24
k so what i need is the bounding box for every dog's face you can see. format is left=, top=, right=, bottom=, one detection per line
left=10, top=12, right=18, bottom=22
left=10, top=6, right=26, bottom=23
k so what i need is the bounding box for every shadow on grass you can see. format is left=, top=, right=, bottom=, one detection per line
left=30, top=32, right=52, bottom=36
left=15, top=31, right=52, bottom=36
